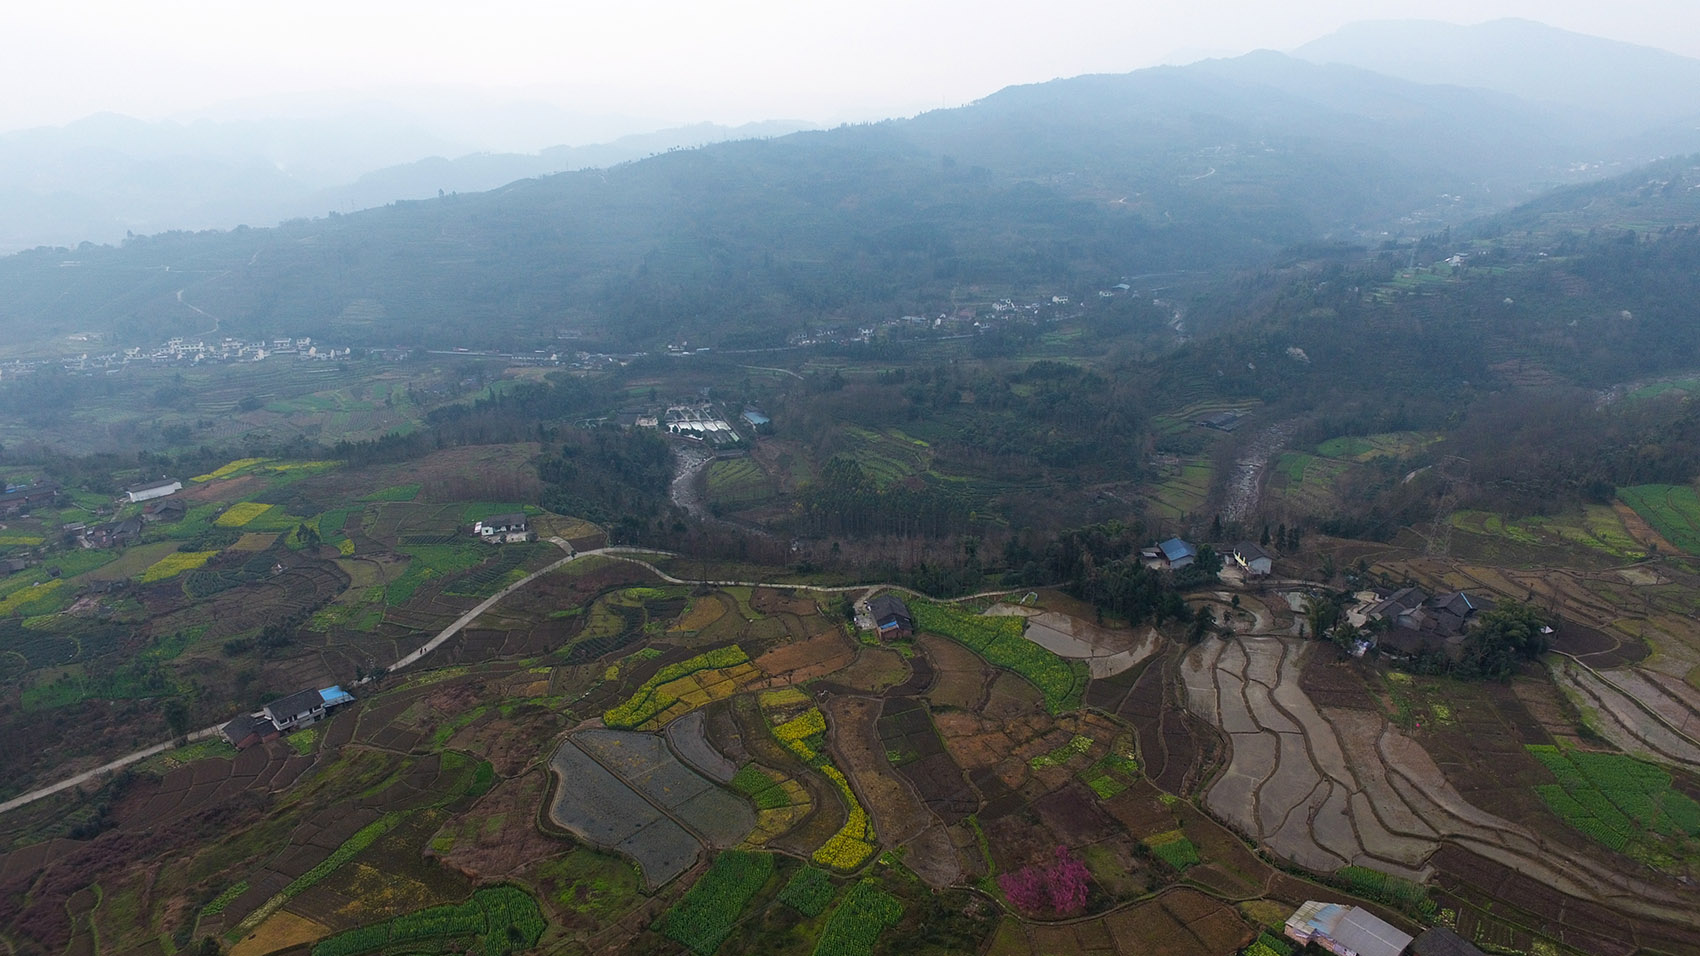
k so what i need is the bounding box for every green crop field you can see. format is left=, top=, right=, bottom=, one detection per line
left=911, top=601, right=1087, bottom=713
left=310, top=886, right=545, bottom=956
left=811, top=878, right=902, bottom=956
left=778, top=866, right=837, bottom=917
left=656, top=850, right=774, bottom=955
left=1144, top=830, right=1200, bottom=870
left=1315, top=431, right=1435, bottom=461
left=1450, top=506, right=1644, bottom=562
left=1146, top=460, right=1211, bottom=521
left=1269, top=453, right=1350, bottom=514
left=361, top=483, right=421, bottom=502
left=1528, top=744, right=1700, bottom=865
left=1618, top=484, right=1700, bottom=554
left=1628, top=378, right=1700, bottom=401
left=386, top=541, right=498, bottom=605
left=1334, top=866, right=1431, bottom=912
left=841, top=426, right=932, bottom=487
left=706, top=458, right=777, bottom=508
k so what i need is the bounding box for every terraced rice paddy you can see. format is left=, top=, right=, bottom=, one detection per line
left=704, top=458, right=776, bottom=509
left=1546, top=659, right=1700, bottom=771
left=1183, top=636, right=1700, bottom=928
left=1146, top=460, right=1212, bottom=521
left=545, top=744, right=694, bottom=886
left=575, top=729, right=756, bottom=847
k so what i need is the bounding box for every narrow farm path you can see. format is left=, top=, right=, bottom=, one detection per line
left=0, top=538, right=1027, bottom=819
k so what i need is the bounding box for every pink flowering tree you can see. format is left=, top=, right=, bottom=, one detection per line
left=997, top=846, right=1092, bottom=917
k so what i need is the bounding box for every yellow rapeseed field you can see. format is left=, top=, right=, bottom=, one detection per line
left=215, top=502, right=273, bottom=527
left=192, top=457, right=270, bottom=482
left=140, top=550, right=219, bottom=582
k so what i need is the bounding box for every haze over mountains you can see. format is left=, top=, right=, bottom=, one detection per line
left=2, top=18, right=1699, bottom=354
left=1294, top=18, right=1700, bottom=130
left=0, top=109, right=814, bottom=253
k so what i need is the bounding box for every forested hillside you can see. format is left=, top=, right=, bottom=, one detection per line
left=0, top=53, right=1654, bottom=355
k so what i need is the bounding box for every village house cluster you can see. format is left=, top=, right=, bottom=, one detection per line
left=0, top=334, right=355, bottom=380
left=105, top=335, right=350, bottom=368
left=782, top=291, right=1099, bottom=347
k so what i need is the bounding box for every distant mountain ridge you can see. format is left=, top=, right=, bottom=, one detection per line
left=3, top=46, right=1700, bottom=354
left=0, top=113, right=812, bottom=253
left=1295, top=18, right=1700, bottom=131
left=313, top=120, right=816, bottom=215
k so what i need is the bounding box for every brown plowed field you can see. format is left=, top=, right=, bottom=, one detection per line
left=825, top=695, right=927, bottom=841
left=918, top=633, right=992, bottom=711
left=751, top=628, right=856, bottom=687
left=877, top=697, right=976, bottom=823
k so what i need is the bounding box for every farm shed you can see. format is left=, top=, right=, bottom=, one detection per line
left=125, top=478, right=182, bottom=503
left=1197, top=410, right=1244, bottom=431
left=474, top=512, right=533, bottom=542
left=1284, top=901, right=1412, bottom=956
left=1233, top=541, right=1273, bottom=576
left=868, top=594, right=914, bottom=639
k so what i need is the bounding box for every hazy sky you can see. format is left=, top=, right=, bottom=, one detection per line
left=7, top=0, right=1700, bottom=136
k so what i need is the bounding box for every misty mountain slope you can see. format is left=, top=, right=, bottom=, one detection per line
left=0, top=111, right=468, bottom=251
left=912, top=52, right=1598, bottom=226
left=1470, top=154, right=1700, bottom=237
left=0, top=53, right=1683, bottom=354
left=0, top=111, right=811, bottom=254
left=1296, top=18, right=1700, bottom=135
left=306, top=120, right=817, bottom=219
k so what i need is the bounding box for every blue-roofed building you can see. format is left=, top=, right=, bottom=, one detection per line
left=1157, top=537, right=1197, bottom=570
left=741, top=408, right=771, bottom=428
left=1285, top=900, right=1412, bottom=956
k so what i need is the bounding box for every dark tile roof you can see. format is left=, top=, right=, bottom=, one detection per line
left=265, top=688, right=326, bottom=722
left=869, top=594, right=912, bottom=627
left=1413, top=927, right=1486, bottom=956
left=1378, top=627, right=1442, bottom=656
left=1368, top=587, right=1428, bottom=620
left=222, top=712, right=273, bottom=746
left=1234, top=541, right=1272, bottom=562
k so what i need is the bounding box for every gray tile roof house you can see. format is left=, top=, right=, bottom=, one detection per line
left=223, top=685, right=356, bottom=749
left=868, top=594, right=914, bottom=638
